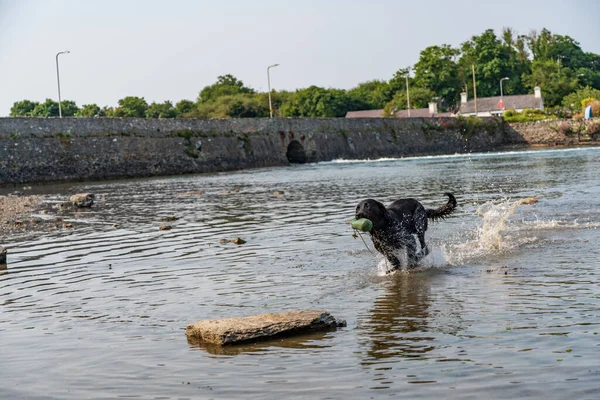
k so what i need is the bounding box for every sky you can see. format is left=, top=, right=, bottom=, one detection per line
left=1, top=0, right=599, bottom=116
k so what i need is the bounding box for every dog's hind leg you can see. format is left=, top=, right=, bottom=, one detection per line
left=405, top=235, right=420, bottom=268
left=417, top=232, right=429, bottom=258
left=414, top=208, right=429, bottom=259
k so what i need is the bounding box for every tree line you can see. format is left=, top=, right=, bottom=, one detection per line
left=10, top=27, right=600, bottom=119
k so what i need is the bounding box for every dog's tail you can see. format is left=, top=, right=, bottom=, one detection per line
left=426, top=193, right=457, bottom=221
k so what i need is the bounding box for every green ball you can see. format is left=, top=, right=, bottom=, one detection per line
left=351, top=218, right=373, bottom=232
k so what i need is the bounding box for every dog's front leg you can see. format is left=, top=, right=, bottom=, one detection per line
left=383, top=250, right=402, bottom=272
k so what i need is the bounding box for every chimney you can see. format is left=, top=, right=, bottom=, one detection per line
left=534, top=86, right=542, bottom=99
left=428, top=102, right=438, bottom=115
left=460, top=92, right=468, bottom=104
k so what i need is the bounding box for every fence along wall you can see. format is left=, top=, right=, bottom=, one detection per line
left=0, top=116, right=507, bottom=184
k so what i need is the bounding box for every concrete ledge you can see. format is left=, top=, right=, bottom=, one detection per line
left=185, top=310, right=346, bottom=345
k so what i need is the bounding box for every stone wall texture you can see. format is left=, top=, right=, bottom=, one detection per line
left=0, top=117, right=596, bottom=184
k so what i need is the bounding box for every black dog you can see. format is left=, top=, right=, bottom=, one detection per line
left=355, top=193, right=456, bottom=270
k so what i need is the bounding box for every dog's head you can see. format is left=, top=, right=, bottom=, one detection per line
left=355, top=199, right=387, bottom=224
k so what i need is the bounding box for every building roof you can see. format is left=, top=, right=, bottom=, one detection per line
left=394, top=109, right=453, bottom=118
left=459, top=94, right=541, bottom=114
left=345, top=109, right=384, bottom=118
left=346, top=108, right=453, bottom=118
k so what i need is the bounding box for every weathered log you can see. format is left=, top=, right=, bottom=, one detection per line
left=185, top=310, right=346, bottom=345
left=70, top=193, right=95, bottom=208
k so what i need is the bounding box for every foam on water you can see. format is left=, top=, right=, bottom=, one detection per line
left=324, top=146, right=595, bottom=165
left=375, top=246, right=449, bottom=276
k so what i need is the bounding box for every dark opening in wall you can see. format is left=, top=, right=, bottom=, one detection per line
left=286, top=140, right=306, bottom=164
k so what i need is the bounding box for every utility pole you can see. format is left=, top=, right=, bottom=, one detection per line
left=56, top=50, right=70, bottom=118
left=405, top=68, right=411, bottom=117
left=472, top=64, right=478, bottom=116
left=267, top=63, right=279, bottom=119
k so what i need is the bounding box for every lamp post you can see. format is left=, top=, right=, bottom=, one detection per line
left=267, top=63, right=279, bottom=119
left=500, top=77, right=509, bottom=98
left=56, top=50, right=70, bottom=118
left=404, top=68, right=411, bottom=117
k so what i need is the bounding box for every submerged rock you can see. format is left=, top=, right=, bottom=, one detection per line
left=70, top=193, right=95, bottom=208
left=520, top=197, right=539, bottom=205
left=159, top=225, right=172, bottom=231
left=185, top=310, right=346, bottom=345
left=232, top=237, right=246, bottom=245
left=219, top=237, right=247, bottom=245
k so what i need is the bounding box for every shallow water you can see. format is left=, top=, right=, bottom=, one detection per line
left=2, top=147, right=600, bottom=399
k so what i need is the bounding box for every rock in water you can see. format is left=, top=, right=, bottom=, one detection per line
left=70, top=193, right=95, bottom=208
left=0, top=247, right=6, bottom=265
left=185, top=310, right=346, bottom=345
left=520, top=197, right=539, bottom=205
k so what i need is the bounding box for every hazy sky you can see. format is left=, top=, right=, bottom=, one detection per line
left=1, top=0, right=599, bottom=116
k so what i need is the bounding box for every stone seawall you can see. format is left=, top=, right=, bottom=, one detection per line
left=504, top=119, right=600, bottom=146
left=0, top=117, right=505, bottom=184
left=0, top=117, right=596, bottom=185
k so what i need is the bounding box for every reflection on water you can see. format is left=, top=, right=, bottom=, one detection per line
left=359, top=270, right=464, bottom=364
left=3, top=147, right=600, bottom=399
left=187, top=330, right=334, bottom=356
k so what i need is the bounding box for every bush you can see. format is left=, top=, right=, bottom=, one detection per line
left=503, top=108, right=556, bottom=122
left=562, top=87, right=600, bottom=111
left=581, top=97, right=596, bottom=109
left=584, top=119, right=600, bottom=136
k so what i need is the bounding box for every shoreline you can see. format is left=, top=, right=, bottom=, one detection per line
left=0, top=194, right=75, bottom=240
left=2, top=143, right=598, bottom=190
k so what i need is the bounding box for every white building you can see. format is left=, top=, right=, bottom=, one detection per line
left=458, top=86, right=544, bottom=117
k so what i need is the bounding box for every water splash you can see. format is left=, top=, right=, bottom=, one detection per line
left=444, top=198, right=540, bottom=265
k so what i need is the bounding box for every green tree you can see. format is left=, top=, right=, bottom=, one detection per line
left=146, top=101, right=178, bottom=118
left=388, top=67, right=412, bottom=95
left=197, top=74, right=254, bottom=104
left=9, top=100, right=39, bottom=117
left=383, top=87, right=435, bottom=115
left=527, top=29, right=588, bottom=69
left=185, top=94, right=268, bottom=119
left=347, top=80, right=392, bottom=109
left=75, top=104, right=101, bottom=117
left=30, top=99, right=78, bottom=117
left=280, top=86, right=363, bottom=118
left=561, top=86, right=600, bottom=111
left=113, top=96, right=148, bottom=118
left=499, top=27, right=530, bottom=95
left=523, top=59, right=579, bottom=107
left=412, top=44, right=461, bottom=108
left=175, top=99, right=196, bottom=115
left=459, top=29, right=515, bottom=98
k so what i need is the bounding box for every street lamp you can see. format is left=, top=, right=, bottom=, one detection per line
left=56, top=50, right=70, bottom=118
left=500, top=77, right=509, bottom=98
left=405, top=68, right=411, bottom=117
left=267, top=63, right=279, bottom=119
